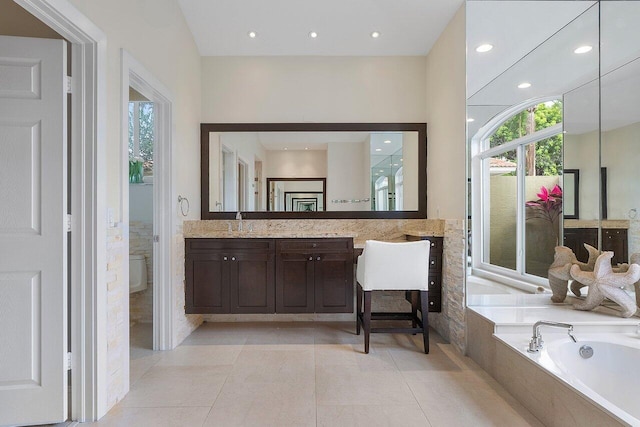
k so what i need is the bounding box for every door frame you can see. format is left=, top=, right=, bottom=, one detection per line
left=120, top=50, right=174, bottom=369
left=14, top=0, right=108, bottom=421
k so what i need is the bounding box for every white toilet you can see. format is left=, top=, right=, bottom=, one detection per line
left=129, top=254, right=148, bottom=294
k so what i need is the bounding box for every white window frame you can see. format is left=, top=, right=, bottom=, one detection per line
left=470, top=96, right=563, bottom=291
left=129, top=100, right=153, bottom=161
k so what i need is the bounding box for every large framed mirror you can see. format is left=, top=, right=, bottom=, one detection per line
left=201, top=123, right=427, bottom=219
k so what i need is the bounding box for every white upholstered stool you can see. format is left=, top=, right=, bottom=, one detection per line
left=356, top=240, right=430, bottom=354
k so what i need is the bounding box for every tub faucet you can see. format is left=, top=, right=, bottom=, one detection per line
left=235, top=211, right=243, bottom=232
left=527, top=320, right=577, bottom=353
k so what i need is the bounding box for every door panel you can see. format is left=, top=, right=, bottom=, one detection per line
left=0, top=35, right=67, bottom=426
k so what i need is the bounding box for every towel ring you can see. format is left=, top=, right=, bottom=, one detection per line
left=178, top=195, right=190, bottom=217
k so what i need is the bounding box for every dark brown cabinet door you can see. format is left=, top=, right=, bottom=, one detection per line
left=275, top=238, right=354, bottom=314
left=275, top=252, right=314, bottom=313
left=229, top=250, right=275, bottom=313
left=314, top=252, right=354, bottom=313
left=602, top=229, right=628, bottom=265
left=185, top=252, right=230, bottom=313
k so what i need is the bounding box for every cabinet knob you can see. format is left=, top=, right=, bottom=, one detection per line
left=312, top=243, right=317, bottom=248
left=431, top=260, right=435, bottom=265
left=431, top=242, right=435, bottom=247
left=231, top=256, right=236, bottom=261
left=309, top=256, right=313, bottom=261
left=316, top=256, right=321, bottom=261
left=223, top=256, right=228, bottom=261
left=430, top=281, right=435, bottom=285
left=429, top=301, right=434, bottom=306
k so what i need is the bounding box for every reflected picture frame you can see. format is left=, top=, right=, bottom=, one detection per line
left=563, top=169, right=579, bottom=219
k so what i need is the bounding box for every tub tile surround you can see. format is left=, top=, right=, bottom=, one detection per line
left=466, top=299, right=640, bottom=426
left=182, top=219, right=467, bottom=354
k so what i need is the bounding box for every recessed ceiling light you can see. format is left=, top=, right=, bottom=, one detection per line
left=393, top=163, right=398, bottom=166
left=400, top=158, right=403, bottom=162
left=283, top=147, right=288, bottom=150
left=375, top=148, right=382, bottom=152
left=384, top=140, right=391, bottom=144
left=574, top=45, right=593, bottom=54
left=309, top=31, right=318, bottom=38
left=518, top=82, right=532, bottom=89
left=467, top=118, right=475, bottom=123
left=476, top=44, right=493, bottom=53
left=248, top=31, right=257, bottom=38
left=371, top=31, right=380, bottom=39
left=379, top=169, right=384, bottom=172
left=304, top=147, right=309, bottom=150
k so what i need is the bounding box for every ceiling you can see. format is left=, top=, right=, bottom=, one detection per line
left=467, top=1, right=640, bottom=136
left=177, top=0, right=463, bottom=56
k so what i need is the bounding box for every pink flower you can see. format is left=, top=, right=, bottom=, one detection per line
left=526, top=185, right=563, bottom=228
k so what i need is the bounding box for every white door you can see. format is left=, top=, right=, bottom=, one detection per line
left=0, top=35, right=68, bottom=426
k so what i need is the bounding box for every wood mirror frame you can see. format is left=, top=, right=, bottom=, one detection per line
left=200, top=122, right=427, bottom=219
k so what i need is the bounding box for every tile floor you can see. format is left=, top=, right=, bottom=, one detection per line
left=87, top=322, right=544, bottom=427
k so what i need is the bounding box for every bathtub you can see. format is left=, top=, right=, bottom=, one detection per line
left=505, top=332, right=640, bottom=426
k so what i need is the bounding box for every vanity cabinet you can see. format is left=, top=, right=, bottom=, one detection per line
left=276, top=239, right=354, bottom=313
left=185, top=239, right=275, bottom=314
left=563, top=228, right=598, bottom=263
left=185, top=237, right=353, bottom=314
left=603, top=229, right=628, bottom=265
left=563, top=228, right=628, bottom=265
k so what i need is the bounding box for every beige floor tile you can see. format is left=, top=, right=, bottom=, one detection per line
left=90, top=321, right=544, bottom=426
left=317, top=404, right=432, bottom=427
left=82, top=405, right=210, bottom=427
left=129, top=352, right=162, bottom=386
left=120, top=365, right=229, bottom=408
left=315, top=344, right=398, bottom=372
left=316, top=366, right=416, bottom=406
left=407, top=372, right=544, bottom=427
left=155, top=344, right=244, bottom=366
left=204, top=381, right=316, bottom=426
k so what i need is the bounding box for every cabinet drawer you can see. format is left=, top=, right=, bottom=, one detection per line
left=186, top=238, right=274, bottom=252
left=277, top=238, right=353, bottom=253
left=428, top=294, right=442, bottom=312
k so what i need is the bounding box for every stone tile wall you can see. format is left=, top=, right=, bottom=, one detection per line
left=173, top=222, right=203, bottom=345
left=106, top=225, right=125, bottom=409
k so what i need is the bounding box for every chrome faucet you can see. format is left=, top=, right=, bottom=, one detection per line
left=235, top=211, right=243, bottom=232
left=527, top=320, right=577, bottom=353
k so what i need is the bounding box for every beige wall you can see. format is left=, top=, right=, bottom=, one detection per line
left=69, top=0, right=202, bottom=221
left=66, top=0, right=202, bottom=411
left=425, top=5, right=467, bottom=220
left=201, top=56, right=427, bottom=124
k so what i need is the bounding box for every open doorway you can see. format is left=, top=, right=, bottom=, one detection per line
left=127, top=88, right=155, bottom=366
left=121, top=51, right=174, bottom=398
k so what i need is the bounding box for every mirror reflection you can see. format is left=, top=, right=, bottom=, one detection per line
left=467, top=1, right=640, bottom=302
left=207, top=130, right=419, bottom=213
left=266, top=178, right=326, bottom=212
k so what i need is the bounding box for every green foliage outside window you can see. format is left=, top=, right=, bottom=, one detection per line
left=489, top=101, right=563, bottom=176
left=128, top=101, right=154, bottom=175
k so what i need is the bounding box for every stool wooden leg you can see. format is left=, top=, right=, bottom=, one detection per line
left=419, top=290, right=429, bottom=354
left=356, top=283, right=362, bottom=335
left=410, top=291, right=418, bottom=330
left=363, top=290, right=372, bottom=354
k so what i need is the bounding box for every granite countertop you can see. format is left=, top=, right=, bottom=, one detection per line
left=185, top=230, right=359, bottom=239
left=563, top=219, right=630, bottom=229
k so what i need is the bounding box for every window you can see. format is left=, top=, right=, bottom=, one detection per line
left=471, top=98, right=563, bottom=286
left=128, top=101, right=154, bottom=175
